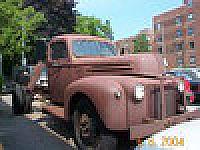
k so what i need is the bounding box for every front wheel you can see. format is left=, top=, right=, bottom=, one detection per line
left=72, top=98, right=117, bottom=150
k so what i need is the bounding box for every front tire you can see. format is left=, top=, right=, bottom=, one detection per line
left=71, top=98, right=117, bottom=150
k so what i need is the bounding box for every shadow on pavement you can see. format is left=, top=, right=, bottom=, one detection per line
left=0, top=101, right=73, bottom=150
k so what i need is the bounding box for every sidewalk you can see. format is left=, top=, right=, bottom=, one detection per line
left=0, top=96, right=73, bottom=150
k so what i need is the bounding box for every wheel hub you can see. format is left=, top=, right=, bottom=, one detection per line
left=79, top=113, right=91, bottom=137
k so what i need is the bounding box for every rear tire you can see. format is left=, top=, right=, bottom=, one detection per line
left=71, top=97, right=117, bottom=150
left=13, top=91, right=23, bottom=115
left=12, top=85, right=32, bottom=115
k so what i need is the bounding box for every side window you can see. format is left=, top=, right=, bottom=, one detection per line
left=51, top=41, right=67, bottom=60
left=176, top=16, right=182, bottom=26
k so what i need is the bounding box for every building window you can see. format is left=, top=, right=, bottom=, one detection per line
left=156, top=35, right=162, bottom=42
left=170, top=49, right=174, bottom=53
left=187, top=13, right=193, bottom=22
left=147, top=36, right=151, bottom=41
left=148, top=45, right=152, bottom=51
left=187, top=0, right=192, bottom=7
left=154, top=23, right=161, bottom=31
left=188, top=27, right=193, bottom=36
left=158, top=47, right=163, bottom=54
left=176, top=43, right=183, bottom=51
left=177, top=57, right=184, bottom=66
left=190, top=56, right=196, bottom=64
left=176, top=29, right=183, bottom=38
left=176, top=16, right=182, bottom=26
left=189, top=41, right=195, bottom=49
left=121, top=48, right=125, bottom=55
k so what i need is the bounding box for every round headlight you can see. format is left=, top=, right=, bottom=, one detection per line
left=178, top=80, right=184, bottom=92
left=135, top=84, right=145, bottom=100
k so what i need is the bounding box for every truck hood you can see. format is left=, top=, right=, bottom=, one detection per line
left=72, top=53, right=165, bottom=76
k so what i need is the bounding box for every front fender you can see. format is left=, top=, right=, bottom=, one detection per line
left=64, top=76, right=128, bottom=130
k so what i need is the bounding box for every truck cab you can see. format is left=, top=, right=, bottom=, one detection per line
left=45, top=34, right=187, bottom=148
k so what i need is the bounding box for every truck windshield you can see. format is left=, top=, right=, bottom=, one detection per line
left=72, top=40, right=117, bottom=56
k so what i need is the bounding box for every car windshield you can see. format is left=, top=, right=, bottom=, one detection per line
left=196, top=71, right=200, bottom=78
left=170, top=70, right=200, bottom=81
left=28, top=66, right=35, bottom=75
left=72, top=40, right=117, bottom=56
left=40, top=67, right=47, bottom=77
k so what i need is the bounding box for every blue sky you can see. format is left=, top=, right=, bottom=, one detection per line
left=76, top=0, right=183, bottom=40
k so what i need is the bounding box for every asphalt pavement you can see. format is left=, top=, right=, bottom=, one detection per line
left=0, top=100, right=73, bottom=150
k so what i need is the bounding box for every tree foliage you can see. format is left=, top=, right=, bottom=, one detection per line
left=74, top=15, right=113, bottom=40
left=0, top=0, right=46, bottom=77
left=0, top=0, right=46, bottom=57
left=133, top=34, right=149, bottom=53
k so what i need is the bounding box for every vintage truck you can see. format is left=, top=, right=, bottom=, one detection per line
left=22, top=34, right=200, bottom=149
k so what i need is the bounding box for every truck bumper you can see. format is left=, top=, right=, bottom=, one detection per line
left=130, top=110, right=200, bottom=140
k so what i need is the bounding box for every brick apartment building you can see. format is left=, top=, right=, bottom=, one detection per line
left=115, top=28, right=153, bottom=55
left=115, top=36, right=135, bottom=55
left=153, top=0, right=200, bottom=69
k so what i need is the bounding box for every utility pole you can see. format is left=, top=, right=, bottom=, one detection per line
left=21, top=26, right=27, bottom=67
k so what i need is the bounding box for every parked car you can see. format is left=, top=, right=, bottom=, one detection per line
left=1, top=76, right=13, bottom=94
left=12, top=65, right=35, bottom=85
left=166, top=68, right=200, bottom=105
left=34, top=66, right=48, bottom=94
left=35, top=67, right=48, bottom=87
left=12, top=65, right=35, bottom=114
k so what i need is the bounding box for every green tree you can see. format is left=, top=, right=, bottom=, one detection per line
left=133, top=34, right=149, bottom=53
left=0, top=0, right=46, bottom=57
left=74, top=15, right=113, bottom=39
left=0, top=0, right=46, bottom=76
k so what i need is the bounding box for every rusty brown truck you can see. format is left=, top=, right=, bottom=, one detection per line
left=27, top=34, right=200, bottom=149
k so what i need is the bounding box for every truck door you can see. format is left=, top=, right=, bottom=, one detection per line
left=48, top=39, right=69, bottom=103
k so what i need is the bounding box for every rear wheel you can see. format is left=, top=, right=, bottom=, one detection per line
left=71, top=98, right=117, bottom=150
left=12, top=85, right=32, bottom=115
left=13, top=91, right=23, bottom=114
